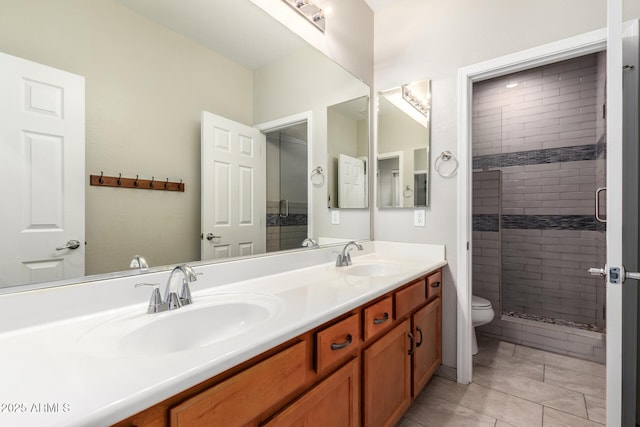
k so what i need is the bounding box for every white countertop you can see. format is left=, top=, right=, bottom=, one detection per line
left=0, top=241, right=446, bottom=427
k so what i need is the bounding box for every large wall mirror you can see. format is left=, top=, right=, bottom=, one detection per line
left=0, top=0, right=370, bottom=292
left=377, top=80, right=431, bottom=208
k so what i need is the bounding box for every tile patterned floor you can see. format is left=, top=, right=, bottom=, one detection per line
left=399, top=335, right=606, bottom=427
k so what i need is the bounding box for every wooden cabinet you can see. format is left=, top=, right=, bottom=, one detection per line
left=411, top=296, right=442, bottom=396
left=264, top=358, right=359, bottom=427
left=362, top=319, right=412, bottom=427
left=363, top=296, right=393, bottom=341
left=316, top=314, right=360, bottom=374
left=394, top=278, right=426, bottom=319
left=170, top=341, right=308, bottom=426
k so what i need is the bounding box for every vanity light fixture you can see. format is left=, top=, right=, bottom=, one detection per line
left=402, top=84, right=430, bottom=119
left=283, top=0, right=326, bottom=32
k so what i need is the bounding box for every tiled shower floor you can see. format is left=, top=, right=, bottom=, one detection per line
left=398, top=336, right=606, bottom=426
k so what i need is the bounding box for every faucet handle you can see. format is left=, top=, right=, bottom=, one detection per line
left=135, top=283, right=166, bottom=314
left=179, top=278, right=196, bottom=306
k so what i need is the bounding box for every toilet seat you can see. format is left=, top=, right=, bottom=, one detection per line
left=472, top=295, right=491, bottom=309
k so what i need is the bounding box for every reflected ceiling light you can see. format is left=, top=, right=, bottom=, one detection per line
left=283, top=0, right=326, bottom=32
left=506, top=82, right=519, bottom=89
left=402, top=85, right=430, bottom=118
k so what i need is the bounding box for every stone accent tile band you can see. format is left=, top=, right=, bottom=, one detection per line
left=502, top=214, right=605, bottom=231
left=473, top=145, right=600, bottom=170
left=473, top=214, right=500, bottom=232
left=267, top=214, right=308, bottom=227
left=472, top=214, right=606, bottom=231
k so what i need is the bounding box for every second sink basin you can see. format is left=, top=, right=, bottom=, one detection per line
left=78, top=293, right=283, bottom=358
left=344, top=262, right=404, bottom=277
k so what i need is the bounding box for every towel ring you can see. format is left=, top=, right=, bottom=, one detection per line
left=435, top=151, right=458, bottom=178
left=310, top=166, right=325, bottom=187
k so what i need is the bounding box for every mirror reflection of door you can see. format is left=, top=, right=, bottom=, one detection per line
left=265, top=123, right=308, bottom=252
left=201, top=111, right=266, bottom=260
left=0, top=52, right=85, bottom=287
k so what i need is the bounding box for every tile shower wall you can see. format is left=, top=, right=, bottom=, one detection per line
left=472, top=54, right=606, bottom=362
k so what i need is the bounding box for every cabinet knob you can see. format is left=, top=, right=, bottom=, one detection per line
left=330, top=334, right=353, bottom=351
left=431, top=281, right=441, bottom=288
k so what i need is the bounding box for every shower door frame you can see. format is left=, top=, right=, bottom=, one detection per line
left=456, top=26, right=608, bottom=397
left=255, top=111, right=314, bottom=240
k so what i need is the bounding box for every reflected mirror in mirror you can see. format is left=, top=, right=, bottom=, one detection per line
left=327, top=96, right=370, bottom=209
left=0, top=0, right=370, bottom=292
left=377, top=80, right=431, bottom=208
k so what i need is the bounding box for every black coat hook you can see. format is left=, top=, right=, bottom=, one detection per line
left=117, top=173, right=122, bottom=186
left=150, top=176, right=154, bottom=188
left=134, top=175, right=139, bottom=187
left=164, top=178, right=169, bottom=189
left=99, top=171, right=104, bottom=184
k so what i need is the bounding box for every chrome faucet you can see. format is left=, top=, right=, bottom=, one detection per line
left=136, top=264, right=201, bottom=314
left=301, top=238, right=319, bottom=248
left=166, top=264, right=200, bottom=307
left=129, top=255, right=149, bottom=272
left=336, top=241, right=363, bottom=267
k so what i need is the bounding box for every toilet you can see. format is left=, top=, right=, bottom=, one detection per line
left=472, top=295, right=495, bottom=355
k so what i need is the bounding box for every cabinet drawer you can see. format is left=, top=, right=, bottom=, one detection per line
left=316, top=314, right=359, bottom=373
left=395, top=279, right=426, bottom=319
left=363, top=296, right=393, bottom=341
left=170, top=340, right=307, bottom=426
left=427, top=270, right=442, bottom=299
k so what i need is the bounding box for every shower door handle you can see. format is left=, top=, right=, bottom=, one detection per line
left=595, top=187, right=606, bottom=223
left=279, top=200, right=289, bottom=218
left=588, top=267, right=606, bottom=277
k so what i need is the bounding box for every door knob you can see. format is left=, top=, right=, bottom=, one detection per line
left=56, top=240, right=81, bottom=250
left=206, top=233, right=221, bottom=241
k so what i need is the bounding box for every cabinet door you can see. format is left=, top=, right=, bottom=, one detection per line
left=363, top=319, right=411, bottom=427
left=412, top=297, right=442, bottom=396
left=170, top=341, right=307, bottom=426
left=263, top=358, right=359, bottom=427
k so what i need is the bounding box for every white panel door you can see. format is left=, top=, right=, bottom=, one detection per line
left=201, top=111, right=266, bottom=260
left=338, top=153, right=366, bottom=208
left=0, top=52, right=85, bottom=288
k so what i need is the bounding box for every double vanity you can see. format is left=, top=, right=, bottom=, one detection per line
left=0, top=241, right=445, bottom=427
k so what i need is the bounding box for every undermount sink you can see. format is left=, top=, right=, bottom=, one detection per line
left=344, top=262, right=404, bottom=277
left=78, top=293, right=283, bottom=358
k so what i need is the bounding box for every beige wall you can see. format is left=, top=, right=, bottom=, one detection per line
left=372, top=0, right=637, bottom=369
left=0, top=0, right=253, bottom=274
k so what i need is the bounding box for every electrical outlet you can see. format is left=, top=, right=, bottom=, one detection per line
left=331, top=210, right=340, bottom=225
left=414, top=209, right=426, bottom=227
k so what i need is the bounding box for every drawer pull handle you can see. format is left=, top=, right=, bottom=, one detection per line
left=373, top=312, right=389, bottom=324
left=408, top=332, right=414, bottom=355
left=331, top=334, right=353, bottom=351
left=431, top=281, right=441, bottom=288
left=416, top=326, right=423, bottom=347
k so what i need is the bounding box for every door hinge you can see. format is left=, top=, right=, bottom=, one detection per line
left=603, top=305, right=606, bottom=320
left=467, top=241, right=470, bottom=251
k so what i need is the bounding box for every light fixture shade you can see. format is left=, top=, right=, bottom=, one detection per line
left=282, top=0, right=326, bottom=32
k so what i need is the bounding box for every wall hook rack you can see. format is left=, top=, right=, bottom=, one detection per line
left=90, top=173, right=185, bottom=192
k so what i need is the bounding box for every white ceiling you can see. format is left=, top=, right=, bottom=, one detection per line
left=116, top=0, right=306, bottom=69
